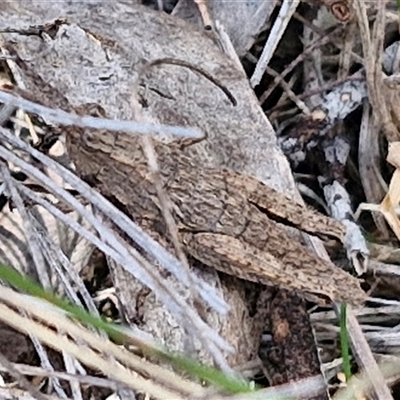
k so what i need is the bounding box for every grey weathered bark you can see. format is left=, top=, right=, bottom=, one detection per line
left=172, top=0, right=279, bottom=57
left=0, top=1, right=358, bottom=392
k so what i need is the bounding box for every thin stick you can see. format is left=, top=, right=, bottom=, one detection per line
left=0, top=89, right=203, bottom=139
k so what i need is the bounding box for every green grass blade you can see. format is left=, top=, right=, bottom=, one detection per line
left=340, top=303, right=352, bottom=381
left=0, top=263, right=253, bottom=393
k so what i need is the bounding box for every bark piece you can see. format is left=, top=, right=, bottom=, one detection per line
left=172, top=0, right=278, bottom=57
left=266, top=290, right=321, bottom=389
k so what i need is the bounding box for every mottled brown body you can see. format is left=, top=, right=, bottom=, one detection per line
left=66, top=121, right=365, bottom=305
